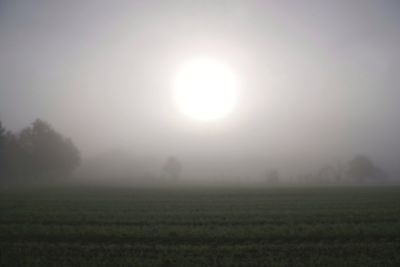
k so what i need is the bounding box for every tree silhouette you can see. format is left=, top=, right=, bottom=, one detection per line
left=317, top=161, right=344, bottom=184
left=163, top=156, right=182, bottom=182
left=347, top=155, right=385, bottom=183
left=0, top=121, right=5, bottom=180
left=0, top=119, right=80, bottom=184
left=21, top=119, right=80, bottom=179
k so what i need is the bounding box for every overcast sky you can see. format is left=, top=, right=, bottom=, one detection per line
left=1, top=0, right=400, bottom=177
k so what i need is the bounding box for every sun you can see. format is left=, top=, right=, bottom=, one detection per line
left=173, top=57, right=239, bottom=121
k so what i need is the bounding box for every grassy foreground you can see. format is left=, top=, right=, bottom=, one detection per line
left=1, top=186, right=400, bottom=266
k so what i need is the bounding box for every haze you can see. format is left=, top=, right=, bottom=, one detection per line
left=1, top=0, right=400, bottom=182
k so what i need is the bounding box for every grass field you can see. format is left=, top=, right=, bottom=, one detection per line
left=1, top=186, right=400, bottom=266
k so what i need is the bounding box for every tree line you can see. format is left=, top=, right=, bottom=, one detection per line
left=266, top=155, right=388, bottom=185
left=0, top=119, right=389, bottom=186
left=0, top=119, right=80, bottom=184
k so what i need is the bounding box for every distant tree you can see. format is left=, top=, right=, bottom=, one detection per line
left=4, top=131, right=24, bottom=181
left=333, top=160, right=346, bottom=182
left=0, top=121, right=4, bottom=143
left=0, top=119, right=80, bottom=184
left=266, top=169, right=280, bottom=185
left=317, top=161, right=344, bottom=184
left=18, top=119, right=81, bottom=180
left=347, top=155, right=386, bottom=183
left=0, top=121, right=5, bottom=179
left=296, top=173, right=312, bottom=184
left=163, top=156, right=182, bottom=182
left=317, top=165, right=334, bottom=184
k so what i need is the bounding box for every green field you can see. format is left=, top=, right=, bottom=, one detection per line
left=1, top=186, right=400, bottom=266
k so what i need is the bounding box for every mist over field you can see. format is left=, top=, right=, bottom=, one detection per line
left=1, top=0, right=400, bottom=185
left=3, top=2, right=400, bottom=267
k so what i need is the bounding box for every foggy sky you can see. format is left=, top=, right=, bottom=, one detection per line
left=1, top=0, right=400, bottom=177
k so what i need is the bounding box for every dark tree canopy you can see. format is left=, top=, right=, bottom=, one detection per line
left=347, top=155, right=386, bottom=183
left=0, top=119, right=80, bottom=184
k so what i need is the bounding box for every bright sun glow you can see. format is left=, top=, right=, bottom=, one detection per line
left=173, top=57, right=239, bottom=121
